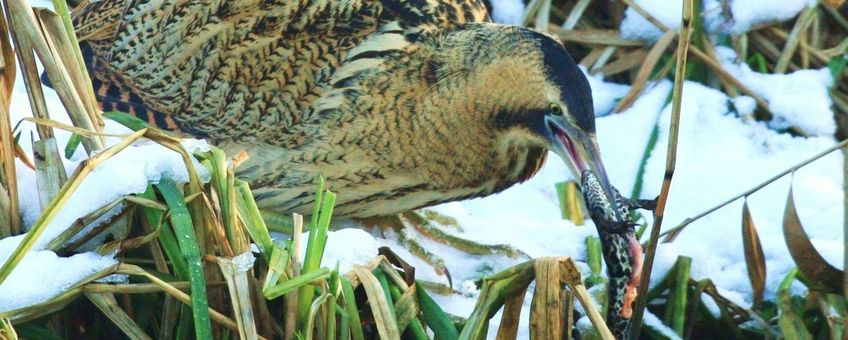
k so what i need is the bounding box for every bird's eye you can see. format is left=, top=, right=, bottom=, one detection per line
left=549, top=103, right=563, bottom=116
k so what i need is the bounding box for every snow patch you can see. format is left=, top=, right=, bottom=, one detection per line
left=621, top=0, right=817, bottom=40
left=489, top=0, right=525, bottom=25
left=716, top=46, right=835, bottom=136
left=582, top=66, right=631, bottom=117
left=0, top=251, right=116, bottom=313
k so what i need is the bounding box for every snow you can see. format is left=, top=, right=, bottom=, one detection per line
left=583, top=66, right=631, bottom=117
left=620, top=0, right=684, bottom=40
left=302, top=228, right=381, bottom=275
left=635, top=80, right=841, bottom=301
left=312, top=62, right=841, bottom=336
left=716, top=46, right=836, bottom=136
left=13, top=139, right=210, bottom=247
left=1, top=50, right=210, bottom=314
left=621, top=0, right=817, bottom=40
left=2, top=0, right=843, bottom=336
left=233, top=252, right=256, bottom=272
left=1, top=133, right=210, bottom=314
left=489, top=0, right=525, bottom=25
left=0, top=251, right=116, bottom=314
left=712, top=0, right=818, bottom=33
left=597, top=80, right=672, bottom=196
left=643, top=310, right=683, bottom=339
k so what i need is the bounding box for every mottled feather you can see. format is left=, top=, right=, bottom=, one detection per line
left=71, top=0, right=586, bottom=218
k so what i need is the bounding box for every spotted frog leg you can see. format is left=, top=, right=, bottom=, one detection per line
left=581, top=170, right=650, bottom=338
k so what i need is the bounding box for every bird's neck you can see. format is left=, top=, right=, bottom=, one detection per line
left=399, top=42, right=549, bottom=193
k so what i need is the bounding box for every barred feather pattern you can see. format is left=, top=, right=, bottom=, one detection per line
left=73, top=0, right=489, bottom=142
left=71, top=0, right=563, bottom=218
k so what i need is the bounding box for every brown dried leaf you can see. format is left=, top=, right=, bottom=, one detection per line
left=783, top=186, right=843, bottom=294
left=823, top=0, right=845, bottom=9
left=741, top=201, right=766, bottom=307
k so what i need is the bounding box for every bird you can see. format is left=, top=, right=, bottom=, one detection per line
left=68, top=0, right=620, bottom=219
left=67, top=0, right=636, bottom=334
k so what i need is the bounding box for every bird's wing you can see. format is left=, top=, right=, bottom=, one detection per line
left=70, top=0, right=489, bottom=137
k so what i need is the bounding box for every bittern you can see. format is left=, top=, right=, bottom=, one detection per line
left=67, top=0, right=637, bottom=334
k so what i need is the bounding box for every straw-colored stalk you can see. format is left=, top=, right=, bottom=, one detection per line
left=86, top=292, right=152, bottom=340
left=4, top=0, right=103, bottom=152
left=775, top=6, right=817, bottom=73
left=628, top=0, right=693, bottom=336
left=209, top=255, right=259, bottom=340
left=116, top=264, right=268, bottom=340
left=0, top=1, right=17, bottom=237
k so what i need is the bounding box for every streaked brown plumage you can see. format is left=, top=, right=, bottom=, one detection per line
left=68, top=0, right=640, bottom=331
left=70, top=0, right=615, bottom=219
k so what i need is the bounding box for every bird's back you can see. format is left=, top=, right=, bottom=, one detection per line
left=73, top=0, right=490, bottom=142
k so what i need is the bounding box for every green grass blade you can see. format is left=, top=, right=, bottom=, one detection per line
left=308, top=177, right=325, bottom=232
left=417, top=282, right=459, bottom=340
left=156, top=177, right=212, bottom=340
left=777, top=268, right=812, bottom=339
left=341, top=278, right=366, bottom=340
left=746, top=53, right=769, bottom=74
left=63, top=133, right=81, bottom=159
left=663, top=256, right=691, bottom=336
left=374, top=269, right=398, bottom=324
left=262, top=244, right=291, bottom=291
left=138, top=185, right=188, bottom=278
left=584, top=236, right=603, bottom=288
left=297, top=181, right=336, bottom=328
left=235, top=179, right=274, bottom=259
left=265, top=268, right=331, bottom=300
left=337, top=308, right=350, bottom=340
left=828, top=55, right=847, bottom=80
left=103, top=111, right=150, bottom=131
left=0, top=318, right=16, bottom=340
left=388, top=283, right=426, bottom=340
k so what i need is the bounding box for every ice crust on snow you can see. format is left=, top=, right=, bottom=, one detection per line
left=621, top=0, right=817, bottom=40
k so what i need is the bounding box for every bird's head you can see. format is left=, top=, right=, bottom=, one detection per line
left=435, top=25, right=618, bottom=217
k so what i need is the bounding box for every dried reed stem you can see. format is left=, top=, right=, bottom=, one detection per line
left=628, top=0, right=693, bottom=337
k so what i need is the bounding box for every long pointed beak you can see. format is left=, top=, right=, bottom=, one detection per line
left=545, top=116, right=621, bottom=221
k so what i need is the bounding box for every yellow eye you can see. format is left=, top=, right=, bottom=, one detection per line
left=549, top=103, right=563, bottom=116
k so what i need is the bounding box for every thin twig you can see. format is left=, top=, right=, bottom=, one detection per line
left=619, top=0, right=670, bottom=32
left=687, top=45, right=770, bottom=112
left=775, top=6, right=816, bottom=73
left=660, top=138, right=848, bottom=242
left=547, top=26, right=647, bottom=47
left=613, top=30, right=676, bottom=113
left=843, top=143, right=848, bottom=301
left=616, top=0, right=773, bottom=114
left=562, top=0, right=591, bottom=30
left=628, top=0, right=693, bottom=337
